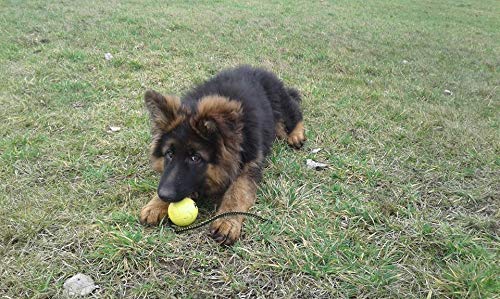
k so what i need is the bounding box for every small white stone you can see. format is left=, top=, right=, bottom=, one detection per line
left=63, top=273, right=99, bottom=296
left=306, top=159, right=328, bottom=171
left=108, top=126, right=121, bottom=132
left=402, top=59, right=409, bottom=64
left=310, top=148, right=322, bottom=154
left=104, top=53, right=113, bottom=60
left=444, top=89, right=453, bottom=96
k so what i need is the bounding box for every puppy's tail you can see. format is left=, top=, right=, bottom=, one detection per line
left=286, top=87, right=302, bottom=103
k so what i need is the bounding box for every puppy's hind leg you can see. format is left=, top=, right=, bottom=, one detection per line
left=282, top=88, right=306, bottom=149
left=287, top=120, right=306, bottom=149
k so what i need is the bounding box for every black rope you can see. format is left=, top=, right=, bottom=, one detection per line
left=173, top=211, right=271, bottom=233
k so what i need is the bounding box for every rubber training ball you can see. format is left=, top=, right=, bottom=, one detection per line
left=168, top=197, right=198, bottom=226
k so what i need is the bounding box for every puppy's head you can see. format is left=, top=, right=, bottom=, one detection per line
left=144, top=90, right=243, bottom=202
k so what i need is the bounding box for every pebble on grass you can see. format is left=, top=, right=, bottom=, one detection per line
left=63, top=273, right=99, bottom=296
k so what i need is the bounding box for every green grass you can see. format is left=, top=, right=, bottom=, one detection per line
left=1, top=0, right=498, bottom=297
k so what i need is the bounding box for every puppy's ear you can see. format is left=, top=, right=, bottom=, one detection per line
left=191, top=96, right=243, bottom=140
left=144, top=90, right=181, bottom=131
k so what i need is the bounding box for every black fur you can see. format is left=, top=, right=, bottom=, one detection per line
left=182, top=65, right=303, bottom=165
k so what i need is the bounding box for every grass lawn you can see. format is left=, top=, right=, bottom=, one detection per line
left=1, top=0, right=498, bottom=297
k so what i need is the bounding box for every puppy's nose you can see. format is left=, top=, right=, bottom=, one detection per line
left=157, top=188, right=179, bottom=202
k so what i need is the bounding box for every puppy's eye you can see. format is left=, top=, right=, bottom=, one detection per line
left=189, top=153, right=202, bottom=163
left=165, top=149, right=174, bottom=159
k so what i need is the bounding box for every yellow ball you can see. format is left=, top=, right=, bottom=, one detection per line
left=167, top=197, right=198, bottom=226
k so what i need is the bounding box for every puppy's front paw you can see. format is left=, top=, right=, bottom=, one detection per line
left=209, top=218, right=242, bottom=246
left=140, top=197, right=169, bottom=226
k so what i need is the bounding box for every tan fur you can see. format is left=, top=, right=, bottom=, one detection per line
left=140, top=195, right=170, bottom=225
left=287, top=121, right=306, bottom=148
left=157, top=114, right=184, bottom=134
left=196, top=95, right=242, bottom=123
left=150, top=140, right=165, bottom=173
left=204, top=143, right=240, bottom=196
left=151, top=156, right=164, bottom=173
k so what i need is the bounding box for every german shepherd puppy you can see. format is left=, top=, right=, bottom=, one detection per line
left=140, top=66, right=306, bottom=245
